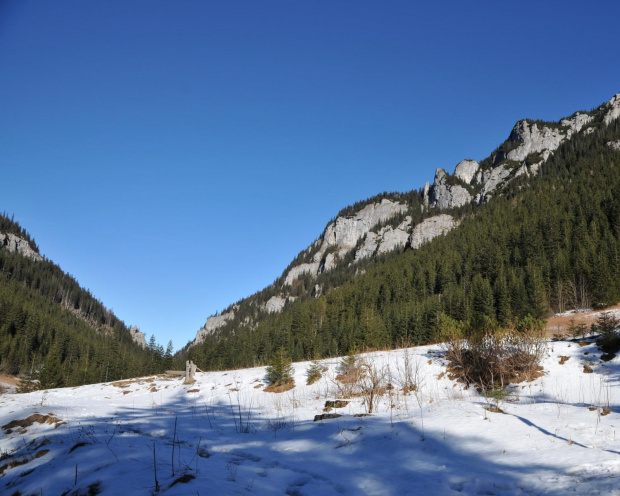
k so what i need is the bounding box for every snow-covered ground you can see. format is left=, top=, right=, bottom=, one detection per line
left=1, top=338, right=619, bottom=495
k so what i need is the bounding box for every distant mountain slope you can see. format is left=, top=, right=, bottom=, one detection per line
left=184, top=92, right=620, bottom=371
left=0, top=214, right=169, bottom=388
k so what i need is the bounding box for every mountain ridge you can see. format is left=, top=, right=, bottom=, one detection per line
left=189, top=92, right=620, bottom=349
left=182, top=91, right=620, bottom=372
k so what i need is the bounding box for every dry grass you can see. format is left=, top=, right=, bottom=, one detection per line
left=2, top=413, right=64, bottom=433
left=558, top=356, right=570, bottom=365
left=263, top=379, right=295, bottom=393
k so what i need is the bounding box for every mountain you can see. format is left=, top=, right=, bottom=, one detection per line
left=184, top=93, right=620, bottom=370
left=0, top=214, right=171, bottom=388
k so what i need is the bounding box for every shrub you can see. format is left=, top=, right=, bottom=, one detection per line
left=443, top=327, right=546, bottom=392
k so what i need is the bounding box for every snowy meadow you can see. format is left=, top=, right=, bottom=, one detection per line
left=1, top=334, right=619, bottom=496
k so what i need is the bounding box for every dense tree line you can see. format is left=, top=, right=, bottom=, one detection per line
left=0, top=215, right=177, bottom=387
left=184, top=115, right=620, bottom=371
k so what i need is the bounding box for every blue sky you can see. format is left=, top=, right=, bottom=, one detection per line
left=2, top=1, right=619, bottom=349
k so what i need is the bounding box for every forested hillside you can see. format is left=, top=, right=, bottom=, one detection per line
left=184, top=102, right=620, bottom=370
left=0, top=215, right=175, bottom=388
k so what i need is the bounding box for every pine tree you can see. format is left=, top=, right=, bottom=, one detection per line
left=265, top=347, right=293, bottom=385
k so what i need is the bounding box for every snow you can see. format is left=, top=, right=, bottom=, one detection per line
left=1, top=340, right=619, bottom=495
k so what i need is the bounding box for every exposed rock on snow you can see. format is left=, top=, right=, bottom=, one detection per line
left=0, top=232, right=42, bottom=261
left=194, top=310, right=235, bottom=344
left=129, top=326, right=147, bottom=348
left=409, top=214, right=459, bottom=249
left=603, top=93, right=620, bottom=125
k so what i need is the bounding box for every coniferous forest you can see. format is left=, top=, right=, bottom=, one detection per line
left=2, top=104, right=620, bottom=383
left=183, top=113, right=620, bottom=370
left=0, top=215, right=178, bottom=388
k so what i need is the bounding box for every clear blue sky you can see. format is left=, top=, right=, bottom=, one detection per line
left=2, top=1, right=619, bottom=349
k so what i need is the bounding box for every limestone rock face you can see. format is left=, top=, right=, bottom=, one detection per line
left=604, top=93, right=620, bottom=125
left=322, top=199, right=407, bottom=255
left=284, top=262, right=320, bottom=287
left=607, top=140, right=620, bottom=151
left=0, top=233, right=42, bottom=261
left=478, top=163, right=512, bottom=199
left=283, top=198, right=407, bottom=286
left=429, top=168, right=473, bottom=210
left=265, top=296, right=286, bottom=313
left=505, top=112, right=592, bottom=163
left=194, top=310, right=235, bottom=344
left=354, top=231, right=380, bottom=261
left=129, top=326, right=147, bottom=348
left=409, top=214, right=459, bottom=250
left=355, top=217, right=412, bottom=261
left=506, top=121, right=566, bottom=162
left=454, top=160, right=479, bottom=184
left=376, top=217, right=411, bottom=255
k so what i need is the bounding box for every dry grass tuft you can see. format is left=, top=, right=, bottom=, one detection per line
left=263, top=379, right=295, bottom=393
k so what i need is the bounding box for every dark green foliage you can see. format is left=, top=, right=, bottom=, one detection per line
left=593, top=311, right=620, bottom=355
left=265, top=347, right=293, bottom=385
left=0, top=213, right=168, bottom=386
left=181, top=105, right=620, bottom=373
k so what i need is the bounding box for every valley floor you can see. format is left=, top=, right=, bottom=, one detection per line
left=1, top=337, right=619, bottom=495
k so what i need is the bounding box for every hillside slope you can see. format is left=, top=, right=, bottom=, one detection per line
left=0, top=214, right=169, bottom=388
left=184, top=93, right=620, bottom=371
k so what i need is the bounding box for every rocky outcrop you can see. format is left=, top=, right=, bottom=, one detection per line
left=283, top=199, right=407, bottom=286
left=194, top=310, right=235, bottom=344
left=429, top=169, right=472, bottom=210
left=505, top=112, right=593, bottom=164
left=355, top=217, right=412, bottom=261
left=377, top=217, right=411, bottom=255
left=477, top=163, right=512, bottom=199
left=607, top=140, right=620, bottom=151
left=0, top=233, right=42, bottom=261
left=129, top=326, right=147, bottom=348
left=265, top=296, right=286, bottom=313
left=604, top=93, right=620, bottom=125
left=409, top=214, right=459, bottom=249
left=454, top=159, right=479, bottom=184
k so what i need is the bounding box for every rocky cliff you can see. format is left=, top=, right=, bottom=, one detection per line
left=192, top=92, right=620, bottom=345
left=129, top=326, right=147, bottom=348
left=0, top=232, right=42, bottom=261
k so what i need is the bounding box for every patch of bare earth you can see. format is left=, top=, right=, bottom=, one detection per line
left=545, top=303, right=620, bottom=337
left=2, top=413, right=64, bottom=434
left=264, top=380, right=295, bottom=393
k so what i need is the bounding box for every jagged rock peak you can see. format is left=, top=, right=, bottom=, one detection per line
left=129, top=326, right=147, bottom=348
left=428, top=167, right=472, bottom=210
left=0, top=232, right=42, bottom=261
left=604, top=93, right=620, bottom=125
left=454, top=160, right=479, bottom=185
